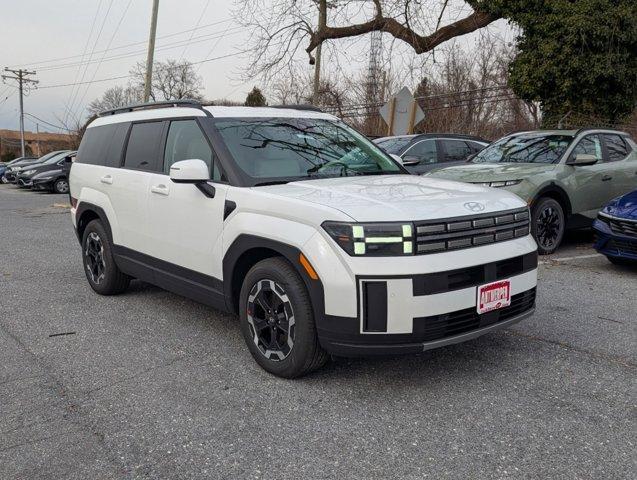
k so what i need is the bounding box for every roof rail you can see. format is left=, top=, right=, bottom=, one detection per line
left=574, top=126, right=626, bottom=136
left=270, top=104, right=324, bottom=113
left=98, top=99, right=207, bottom=117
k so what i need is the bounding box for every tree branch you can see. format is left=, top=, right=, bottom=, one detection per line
left=306, top=8, right=499, bottom=56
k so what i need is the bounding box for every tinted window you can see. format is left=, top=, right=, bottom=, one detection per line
left=603, top=134, right=629, bottom=162
left=214, top=118, right=401, bottom=181
left=163, top=120, right=220, bottom=179
left=472, top=134, right=573, bottom=164
left=77, top=123, right=128, bottom=167
left=571, top=134, right=603, bottom=162
left=441, top=140, right=472, bottom=162
left=375, top=137, right=413, bottom=154
left=124, top=122, right=164, bottom=171
left=406, top=139, right=437, bottom=164
left=467, top=141, right=487, bottom=153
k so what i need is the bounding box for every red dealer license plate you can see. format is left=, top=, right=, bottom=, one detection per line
left=477, top=280, right=511, bottom=314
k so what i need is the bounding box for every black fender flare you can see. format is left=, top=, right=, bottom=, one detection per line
left=531, top=183, right=572, bottom=217
left=222, top=234, right=326, bottom=321
left=74, top=202, right=114, bottom=246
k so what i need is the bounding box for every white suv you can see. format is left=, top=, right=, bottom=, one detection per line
left=70, top=101, right=538, bottom=377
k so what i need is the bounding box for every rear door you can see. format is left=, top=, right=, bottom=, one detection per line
left=145, top=118, right=227, bottom=280
left=602, top=133, right=637, bottom=199
left=111, top=120, right=165, bottom=253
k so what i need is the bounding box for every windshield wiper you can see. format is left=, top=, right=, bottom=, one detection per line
left=253, top=180, right=291, bottom=186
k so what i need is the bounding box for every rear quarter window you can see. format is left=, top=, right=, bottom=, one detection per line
left=77, top=122, right=130, bottom=167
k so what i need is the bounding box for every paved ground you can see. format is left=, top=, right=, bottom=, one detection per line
left=0, top=185, right=635, bottom=480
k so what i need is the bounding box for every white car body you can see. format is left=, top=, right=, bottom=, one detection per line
left=70, top=103, right=537, bottom=361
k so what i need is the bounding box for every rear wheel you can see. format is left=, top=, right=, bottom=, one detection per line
left=82, top=220, right=130, bottom=295
left=532, top=197, right=565, bottom=255
left=53, top=178, right=69, bottom=194
left=239, top=257, right=328, bottom=378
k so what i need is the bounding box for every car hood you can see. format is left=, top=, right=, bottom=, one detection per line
left=256, top=174, right=526, bottom=222
left=602, top=190, right=637, bottom=219
left=426, top=162, right=558, bottom=182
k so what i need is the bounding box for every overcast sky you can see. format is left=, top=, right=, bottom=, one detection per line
left=0, top=0, right=512, bottom=134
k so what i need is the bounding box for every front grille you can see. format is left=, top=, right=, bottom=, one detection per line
left=412, top=252, right=537, bottom=296
left=414, top=207, right=530, bottom=254
left=608, top=239, right=637, bottom=255
left=608, top=218, right=637, bottom=237
left=414, top=288, right=536, bottom=342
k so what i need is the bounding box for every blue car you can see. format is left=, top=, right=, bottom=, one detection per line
left=593, top=190, right=637, bottom=265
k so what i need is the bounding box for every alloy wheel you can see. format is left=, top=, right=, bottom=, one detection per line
left=55, top=179, right=69, bottom=193
left=85, top=232, right=106, bottom=284
left=536, top=206, right=562, bottom=250
left=246, top=279, right=295, bottom=361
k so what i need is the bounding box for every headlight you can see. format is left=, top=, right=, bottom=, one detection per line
left=474, top=180, right=522, bottom=188
left=322, top=221, right=414, bottom=256
left=23, top=169, right=36, bottom=175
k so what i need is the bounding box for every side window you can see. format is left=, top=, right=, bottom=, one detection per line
left=468, top=141, right=487, bottom=153
left=124, top=121, right=164, bottom=171
left=163, top=120, right=217, bottom=178
left=571, top=134, right=603, bottom=162
left=405, top=139, right=437, bottom=164
left=441, top=140, right=472, bottom=162
left=77, top=123, right=128, bottom=167
left=603, top=134, right=629, bottom=162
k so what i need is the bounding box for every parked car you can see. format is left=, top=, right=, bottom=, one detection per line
left=0, top=163, right=7, bottom=181
left=20, top=152, right=76, bottom=193
left=6, top=155, right=37, bottom=166
left=427, top=129, right=637, bottom=254
left=373, top=133, right=489, bottom=174
left=3, top=150, right=71, bottom=183
left=16, top=151, right=75, bottom=193
left=593, top=189, right=637, bottom=265
left=70, top=101, right=538, bottom=378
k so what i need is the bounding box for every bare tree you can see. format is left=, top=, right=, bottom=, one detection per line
left=234, top=1, right=499, bottom=80
left=87, top=85, right=142, bottom=117
left=129, top=60, right=204, bottom=102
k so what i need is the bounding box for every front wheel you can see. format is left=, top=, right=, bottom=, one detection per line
left=53, top=178, right=69, bottom=194
left=239, top=257, right=328, bottom=378
left=532, top=197, right=565, bottom=255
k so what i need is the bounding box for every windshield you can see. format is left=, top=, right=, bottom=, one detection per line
left=36, top=151, right=65, bottom=163
left=213, top=118, right=403, bottom=183
left=43, top=153, right=68, bottom=165
left=472, top=134, right=573, bottom=164
left=374, top=137, right=413, bottom=154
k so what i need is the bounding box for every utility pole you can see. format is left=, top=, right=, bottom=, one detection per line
left=143, top=0, right=160, bottom=102
left=2, top=68, right=38, bottom=157
left=312, top=0, right=327, bottom=105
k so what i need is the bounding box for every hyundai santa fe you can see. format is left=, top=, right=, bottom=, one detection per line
left=70, top=101, right=538, bottom=377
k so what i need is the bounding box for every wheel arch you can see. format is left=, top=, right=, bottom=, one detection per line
left=75, top=202, right=114, bottom=246
left=531, top=183, right=572, bottom=217
left=222, top=235, right=325, bottom=319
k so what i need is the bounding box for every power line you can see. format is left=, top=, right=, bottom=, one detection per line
left=10, top=18, right=233, bottom=69
left=24, top=112, right=72, bottom=132
left=178, top=0, right=212, bottom=62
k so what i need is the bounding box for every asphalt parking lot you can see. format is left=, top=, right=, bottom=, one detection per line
left=0, top=185, right=635, bottom=480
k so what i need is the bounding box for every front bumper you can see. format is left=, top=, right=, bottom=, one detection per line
left=31, top=178, right=55, bottom=191
left=16, top=176, right=33, bottom=188
left=314, top=246, right=538, bottom=356
left=593, top=219, right=637, bottom=260
left=4, top=172, right=18, bottom=183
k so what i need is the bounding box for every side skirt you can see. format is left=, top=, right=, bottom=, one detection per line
left=112, top=245, right=229, bottom=312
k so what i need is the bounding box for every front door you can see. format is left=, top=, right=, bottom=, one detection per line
left=145, top=119, right=227, bottom=281
left=602, top=133, right=637, bottom=199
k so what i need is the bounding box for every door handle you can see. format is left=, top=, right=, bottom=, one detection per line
left=151, top=184, right=169, bottom=196
left=601, top=175, right=612, bottom=182
left=100, top=175, right=113, bottom=185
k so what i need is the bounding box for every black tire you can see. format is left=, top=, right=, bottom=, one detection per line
left=239, top=257, right=328, bottom=378
left=532, top=197, right=565, bottom=255
left=81, top=220, right=130, bottom=295
left=53, top=178, right=69, bottom=194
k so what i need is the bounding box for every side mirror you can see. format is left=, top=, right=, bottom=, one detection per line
left=402, top=155, right=422, bottom=166
left=567, top=153, right=598, bottom=166
left=169, top=159, right=210, bottom=183
left=390, top=154, right=403, bottom=165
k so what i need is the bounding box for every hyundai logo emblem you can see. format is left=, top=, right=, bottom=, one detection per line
left=464, top=202, right=485, bottom=212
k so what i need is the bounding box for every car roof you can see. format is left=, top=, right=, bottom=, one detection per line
left=508, top=128, right=630, bottom=138
left=89, top=105, right=338, bottom=128
left=375, top=133, right=489, bottom=142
